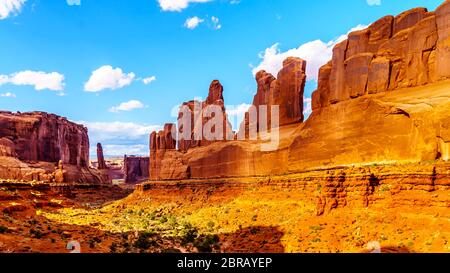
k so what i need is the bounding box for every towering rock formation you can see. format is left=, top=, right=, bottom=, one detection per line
left=96, top=143, right=107, bottom=170
left=273, top=57, right=307, bottom=126
left=0, top=111, right=110, bottom=184
left=150, top=123, right=187, bottom=180
left=148, top=2, right=450, bottom=182
left=124, top=156, right=149, bottom=184
left=149, top=80, right=235, bottom=180
left=240, top=57, right=307, bottom=136
left=312, top=1, right=450, bottom=111
left=177, top=80, right=234, bottom=152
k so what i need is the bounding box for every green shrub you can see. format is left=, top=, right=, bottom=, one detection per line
left=194, top=235, right=220, bottom=253
left=179, top=222, right=198, bottom=245
left=133, top=231, right=156, bottom=250
left=159, top=215, right=168, bottom=224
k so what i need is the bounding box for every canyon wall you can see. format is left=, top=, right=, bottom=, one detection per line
left=124, top=156, right=149, bottom=184
left=312, top=3, right=450, bottom=110
left=0, top=111, right=109, bottom=184
left=149, top=2, right=450, bottom=181
left=0, top=111, right=89, bottom=166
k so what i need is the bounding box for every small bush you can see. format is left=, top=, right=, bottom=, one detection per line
left=109, top=242, right=118, bottom=253
left=207, top=221, right=215, bottom=230
left=194, top=235, right=220, bottom=253
left=159, top=215, right=168, bottom=224
left=133, top=231, right=156, bottom=250
left=179, top=222, right=198, bottom=245
left=167, top=215, right=177, bottom=227
left=0, top=225, right=8, bottom=234
left=148, top=212, right=156, bottom=221
left=309, top=226, right=324, bottom=232
left=29, top=228, right=44, bottom=239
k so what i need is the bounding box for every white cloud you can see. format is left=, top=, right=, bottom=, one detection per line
left=0, top=0, right=26, bottom=20
left=303, top=97, right=312, bottom=117
left=84, top=65, right=135, bottom=92
left=0, top=92, right=16, bottom=98
left=252, top=24, right=367, bottom=81
left=90, top=144, right=149, bottom=157
left=184, top=16, right=204, bottom=29
left=0, top=70, right=65, bottom=92
left=142, top=75, right=157, bottom=84
left=226, top=103, right=251, bottom=117
left=211, top=16, right=221, bottom=30
left=79, top=121, right=161, bottom=156
left=367, top=0, right=381, bottom=6
left=66, top=0, right=81, bottom=6
left=80, top=121, right=161, bottom=142
left=157, top=0, right=212, bottom=12
left=109, top=100, right=146, bottom=113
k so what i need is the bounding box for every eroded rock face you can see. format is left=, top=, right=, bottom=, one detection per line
left=124, top=156, right=149, bottom=184
left=312, top=2, right=450, bottom=110
left=150, top=123, right=189, bottom=180
left=150, top=80, right=235, bottom=180
left=0, top=111, right=109, bottom=184
left=177, top=80, right=234, bottom=151
left=0, top=137, right=16, bottom=157
left=0, top=111, right=89, bottom=166
left=240, top=57, right=307, bottom=136
left=149, top=3, right=450, bottom=182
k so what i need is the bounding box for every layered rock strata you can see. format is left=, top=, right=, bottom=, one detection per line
left=124, top=156, right=150, bottom=184
left=0, top=111, right=109, bottom=184
left=148, top=3, right=450, bottom=193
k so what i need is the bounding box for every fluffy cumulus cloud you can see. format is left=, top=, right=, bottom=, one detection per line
left=142, top=75, right=157, bottom=84
left=367, top=0, right=381, bottom=6
left=0, top=70, right=65, bottom=93
left=252, top=24, right=367, bottom=81
left=79, top=121, right=161, bottom=157
left=109, top=100, right=146, bottom=113
left=0, top=0, right=26, bottom=20
left=84, top=65, right=135, bottom=92
left=184, top=16, right=204, bottom=29
left=184, top=15, right=221, bottom=30
left=66, top=0, right=81, bottom=6
left=157, top=0, right=212, bottom=12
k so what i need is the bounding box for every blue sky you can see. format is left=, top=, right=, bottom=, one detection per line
left=0, top=0, right=444, bottom=157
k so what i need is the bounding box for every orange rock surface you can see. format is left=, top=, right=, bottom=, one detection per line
left=0, top=111, right=110, bottom=184
left=149, top=2, right=450, bottom=182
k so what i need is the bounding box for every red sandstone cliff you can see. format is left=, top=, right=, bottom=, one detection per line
left=148, top=1, right=450, bottom=181
left=0, top=111, right=109, bottom=184
left=124, top=155, right=149, bottom=184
